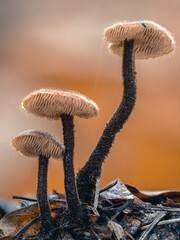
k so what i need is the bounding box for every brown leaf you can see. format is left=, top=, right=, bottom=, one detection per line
left=126, top=184, right=180, bottom=203
left=0, top=200, right=64, bottom=238
left=0, top=203, right=40, bottom=237
left=108, top=220, right=125, bottom=240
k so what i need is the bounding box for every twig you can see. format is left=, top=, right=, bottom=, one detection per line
left=12, top=196, right=37, bottom=202
left=124, top=230, right=135, bottom=240
left=138, top=212, right=166, bottom=240
left=94, top=177, right=100, bottom=209
left=90, top=227, right=101, bottom=240
left=105, top=198, right=134, bottom=210
left=110, top=199, right=134, bottom=220
left=130, top=203, right=180, bottom=212
left=140, top=217, right=180, bottom=231
left=99, top=180, right=118, bottom=193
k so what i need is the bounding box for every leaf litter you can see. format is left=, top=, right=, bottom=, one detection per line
left=0, top=179, right=180, bottom=239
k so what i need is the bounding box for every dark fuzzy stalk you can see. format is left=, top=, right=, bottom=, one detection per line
left=37, top=155, right=54, bottom=238
left=76, top=39, right=136, bottom=205
left=61, top=114, right=81, bottom=220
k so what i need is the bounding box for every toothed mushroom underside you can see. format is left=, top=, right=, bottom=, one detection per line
left=104, top=20, right=175, bottom=59
left=13, top=130, right=64, bottom=159
left=22, top=89, right=99, bottom=119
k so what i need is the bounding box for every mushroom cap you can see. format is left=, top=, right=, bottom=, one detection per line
left=13, top=130, right=64, bottom=159
left=22, top=89, right=99, bottom=120
left=104, top=20, right=175, bottom=59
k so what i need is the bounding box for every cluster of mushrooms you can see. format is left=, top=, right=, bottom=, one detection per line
left=12, top=20, right=175, bottom=239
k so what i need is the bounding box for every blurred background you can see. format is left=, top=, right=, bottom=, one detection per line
left=0, top=0, right=179, bottom=199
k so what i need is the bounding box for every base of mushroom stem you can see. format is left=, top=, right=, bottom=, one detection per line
left=57, top=203, right=94, bottom=229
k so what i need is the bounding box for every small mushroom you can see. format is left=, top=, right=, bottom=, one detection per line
left=22, top=89, right=99, bottom=221
left=104, top=20, right=175, bottom=59
left=76, top=20, right=175, bottom=205
left=13, top=130, right=64, bottom=238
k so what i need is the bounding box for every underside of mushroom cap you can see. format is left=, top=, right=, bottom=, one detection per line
left=13, top=130, right=64, bottom=159
left=22, top=89, right=99, bottom=120
left=104, top=20, right=175, bottom=59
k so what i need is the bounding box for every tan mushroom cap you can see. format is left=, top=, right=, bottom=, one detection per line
left=13, top=130, right=64, bottom=159
left=104, top=20, right=175, bottom=59
left=22, top=89, right=99, bottom=120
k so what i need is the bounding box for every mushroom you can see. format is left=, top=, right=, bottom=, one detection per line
left=105, top=20, right=175, bottom=59
left=13, top=130, right=64, bottom=238
left=76, top=20, right=175, bottom=205
left=22, top=89, right=99, bottom=221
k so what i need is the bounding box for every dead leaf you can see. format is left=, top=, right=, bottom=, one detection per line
left=100, top=179, right=135, bottom=201
left=0, top=200, right=64, bottom=238
left=126, top=184, right=180, bottom=203
left=108, top=220, right=125, bottom=240
left=100, top=179, right=146, bottom=207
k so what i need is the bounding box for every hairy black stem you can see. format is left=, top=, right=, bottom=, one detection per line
left=37, top=155, right=54, bottom=238
left=76, top=39, right=136, bottom=205
left=61, top=114, right=81, bottom=219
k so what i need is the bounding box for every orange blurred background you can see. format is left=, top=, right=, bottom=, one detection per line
left=0, top=0, right=179, bottom=199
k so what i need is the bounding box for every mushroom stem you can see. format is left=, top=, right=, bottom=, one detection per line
left=76, top=39, right=136, bottom=205
left=61, top=114, right=81, bottom=219
left=37, top=155, right=54, bottom=237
